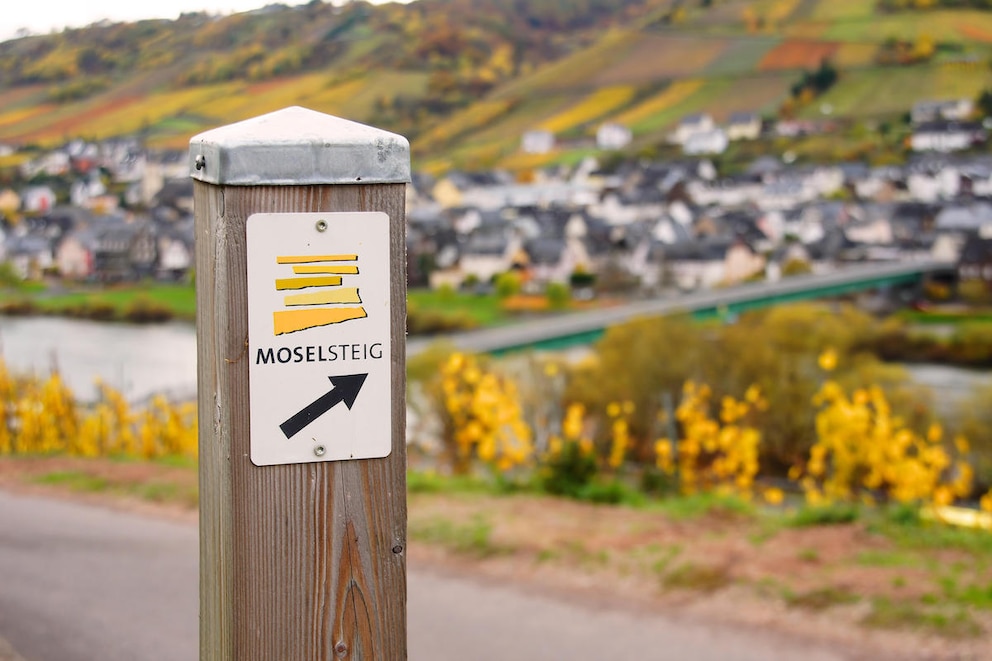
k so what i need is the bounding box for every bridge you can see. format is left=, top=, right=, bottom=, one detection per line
left=407, top=260, right=954, bottom=357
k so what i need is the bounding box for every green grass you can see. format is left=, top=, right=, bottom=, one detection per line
left=32, top=469, right=198, bottom=507
left=870, top=517, right=992, bottom=557
left=704, top=36, right=781, bottom=76
left=24, top=282, right=196, bottom=321
left=34, top=471, right=110, bottom=492
left=409, top=514, right=510, bottom=558
left=133, top=481, right=197, bottom=506
left=800, top=64, right=992, bottom=121
left=147, top=454, right=198, bottom=470
left=642, top=543, right=683, bottom=576
left=856, top=549, right=924, bottom=569
left=940, top=576, right=992, bottom=610
left=807, top=0, right=874, bottom=22
left=863, top=597, right=983, bottom=638
left=408, top=287, right=509, bottom=327
left=788, top=503, right=861, bottom=527
left=7, top=282, right=517, bottom=329
left=654, top=491, right=755, bottom=520
left=407, top=470, right=497, bottom=495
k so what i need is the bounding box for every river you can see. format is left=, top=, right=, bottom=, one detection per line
left=0, top=317, right=197, bottom=402
left=0, top=317, right=990, bottom=411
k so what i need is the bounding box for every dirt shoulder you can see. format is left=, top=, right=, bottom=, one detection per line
left=1, top=456, right=989, bottom=660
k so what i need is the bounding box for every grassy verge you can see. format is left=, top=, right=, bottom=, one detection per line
left=0, top=455, right=199, bottom=510
left=1, top=282, right=537, bottom=331
left=3, top=457, right=990, bottom=650
left=0, top=282, right=196, bottom=322
left=32, top=469, right=199, bottom=508
left=408, top=288, right=509, bottom=330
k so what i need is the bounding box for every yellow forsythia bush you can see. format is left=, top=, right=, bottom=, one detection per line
left=606, top=400, right=634, bottom=469
left=439, top=353, right=533, bottom=474
left=655, top=382, right=766, bottom=497
left=796, top=351, right=975, bottom=507
left=0, top=359, right=197, bottom=460
left=540, top=403, right=599, bottom=497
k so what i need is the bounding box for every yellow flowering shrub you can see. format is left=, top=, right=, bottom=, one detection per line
left=656, top=382, right=766, bottom=497
left=541, top=403, right=598, bottom=497
left=796, top=352, right=974, bottom=507
left=439, top=353, right=533, bottom=474
left=0, top=362, right=14, bottom=454
left=0, top=359, right=197, bottom=460
left=136, top=396, right=199, bottom=459
left=606, top=400, right=634, bottom=469
left=982, top=490, right=992, bottom=513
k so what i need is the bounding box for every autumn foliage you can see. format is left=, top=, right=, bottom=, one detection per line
left=795, top=351, right=974, bottom=508
left=416, top=347, right=992, bottom=515
left=0, top=359, right=197, bottom=460
left=2, top=338, right=991, bottom=518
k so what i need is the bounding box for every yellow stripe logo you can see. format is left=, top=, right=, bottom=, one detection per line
left=272, top=254, right=366, bottom=335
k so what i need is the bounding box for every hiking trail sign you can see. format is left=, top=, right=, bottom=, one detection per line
left=246, top=211, right=392, bottom=465
left=192, top=105, right=408, bottom=661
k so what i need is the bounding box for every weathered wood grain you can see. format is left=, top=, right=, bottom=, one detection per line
left=196, top=182, right=407, bottom=660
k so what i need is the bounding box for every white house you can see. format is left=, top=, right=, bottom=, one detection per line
left=854, top=167, right=902, bottom=200
left=935, top=203, right=992, bottom=235
left=21, top=186, right=57, bottom=214
left=5, top=236, right=53, bottom=279
left=758, top=180, right=815, bottom=211
left=911, top=121, right=985, bottom=153
left=596, top=122, right=632, bottom=150
left=723, top=242, right=766, bottom=285
left=804, top=166, right=845, bottom=197
left=931, top=233, right=966, bottom=263
left=157, top=234, right=193, bottom=279
left=590, top=192, right=665, bottom=227
left=911, top=99, right=974, bottom=124
left=686, top=177, right=762, bottom=208
left=907, top=164, right=960, bottom=202
left=70, top=176, right=108, bottom=208
left=972, top=171, right=992, bottom=197
left=19, top=151, right=70, bottom=178
left=671, top=114, right=715, bottom=145
left=726, top=112, right=761, bottom=141
left=521, top=130, right=555, bottom=154
left=844, top=217, right=894, bottom=245
left=683, top=128, right=729, bottom=155
left=55, top=230, right=97, bottom=280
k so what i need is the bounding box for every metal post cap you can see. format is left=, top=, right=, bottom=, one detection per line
left=188, top=106, right=410, bottom=186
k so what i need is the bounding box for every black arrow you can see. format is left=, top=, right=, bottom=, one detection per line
left=279, top=373, right=368, bottom=439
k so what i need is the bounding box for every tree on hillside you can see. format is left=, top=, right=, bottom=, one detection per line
left=978, top=89, right=992, bottom=118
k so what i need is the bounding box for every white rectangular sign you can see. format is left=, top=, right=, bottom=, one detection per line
left=246, top=211, right=392, bottom=466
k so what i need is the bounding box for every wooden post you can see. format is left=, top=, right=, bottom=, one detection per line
left=190, top=106, right=408, bottom=660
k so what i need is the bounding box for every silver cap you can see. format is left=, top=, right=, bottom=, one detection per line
left=189, top=106, right=410, bottom=186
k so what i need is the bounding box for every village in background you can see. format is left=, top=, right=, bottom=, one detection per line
left=0, top=96, right=991, bottom=303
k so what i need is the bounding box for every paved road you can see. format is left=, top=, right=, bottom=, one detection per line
left=0, top=490, right=848, bottom=660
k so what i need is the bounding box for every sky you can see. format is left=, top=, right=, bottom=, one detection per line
left=2, top=1, right=386, bottom=42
